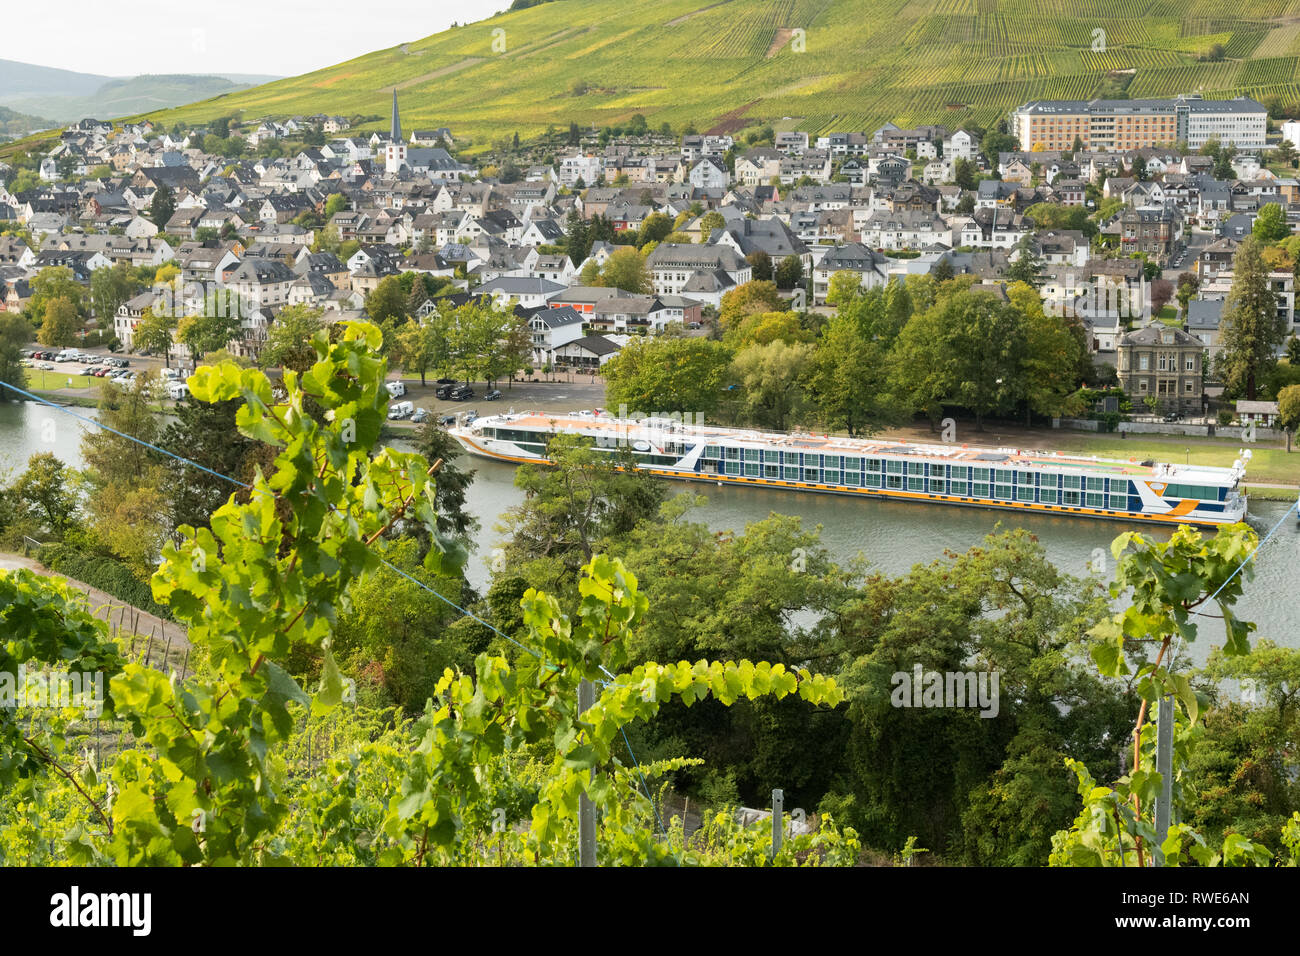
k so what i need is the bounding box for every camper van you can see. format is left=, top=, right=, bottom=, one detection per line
left=387, top=400, right=414, bottom=420
left=385, top=381, right=407, bottom=398
left=166, top=381, right=189, bottom=401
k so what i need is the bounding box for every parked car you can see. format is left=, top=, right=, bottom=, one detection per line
left=437, top=414, right=456, bottom=427
left=435, top=384, right=454, bottom=400
left=484, top=388, right=502, bottom=401
left=1162, top=412, right=1181, bottom=423
left=450, top=385, right=474, bottom=401
left=462, top=410, right=478, bottom=424
left=435, top=378, right=456, bottom=385
left=410, top=407, right=429, bottom=424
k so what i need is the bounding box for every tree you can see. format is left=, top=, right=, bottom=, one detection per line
left=731, top=339, right=815, bottom=430
left=774, top=255, right=804, bottom=290
left=1253, top=202, right=1290, bottom=244
left=0, top=312, right=31, bottom=400
left=602, top=336, right=733, bottom=415
left=177, top=290, right=245, bottom=363
left=953, top=157, right=976, bottom=190
left=698, top=211, right=725, bottom=240
left=28, top=265, right=86, bottom=319
left=1176, top=272, right=1200, bottom=319
left=636, top=212, right=673, bottom=249
left=1278, top=383, right=1300, bottom=452
left=324, top=193, right=349, bottom=217
left=12, top=452, right=78, bottom=535
left=365, top=275, right=409, bottom=325
left=134, top=307, right=179, bottom=367
left=1130, top=154, right=1148, bottom=182
left=37, top=296, right=81, bottom=347
left=157, top=395, right=263, bottom=532
left=1007, top=281, right=1085, bottom=421
left=1277, top=139, right=1298, bottom=169
left=148, top=184, right=175, bottom=229
left=720, top=280, right=783, bottom=331
left=259, top=304, right=328, bottom=374
left=397, top=313, right=451, bottom=386
left=892, top=288, right=1027, bottom=430
left=746, top=249, right=773, bottom=281
left=807, top=309, right=899, bottom=437
left=1005, top=235, right=1043, bottom=286
left=90, top=262, right=143, bottom=321
left=1218, top=237, right=1287, bottom=400
left=596, top=246, right=651, bottom=294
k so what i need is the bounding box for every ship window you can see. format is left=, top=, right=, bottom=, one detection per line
left=995, top=469, right=1014, bottom=484
left=864, top=472, right=880, bottom=488
left=972, top=467, right=990, bottom=482
left=825, top=470, right=841, bottom=484
left=824, top=455, right=840, bottom=469
left=1017, top=486, right=1035, bottom=501
left=1062, top=474, right=1082, bottom=490
left=1040, top=488, right=1057, bottom=504
left=764, top=464, right=779, bottom=478
left=886, top=460, right=903, bottom=474
left=1063, top=490, right=1081, bottom=506
left=784, top=466, right=800, bottom=480
left=763, top=450, right=779, bottom=463
left=745, top=462, right=759, bottom=476
left=1108, top=494, right=1128, bottom=510
left=907, top=476, right=924, bottom=491
left=1086, top=476, right=1105, bottom=491
left=886, top=475, right=903, bottom=489
left=1017, top=471, right=1034, bottom=485
left=725, top=446, right=740, bottom=460
left=844, top=471, right=860, bottom=486
left=865, top=458, right=880, bottom=472
left=970, top=482, right=990, bottom=498
left=744, top=448, right=760, bottom=462
left=844, top=457, right=861, bottom=471
left=705, top=445, right=721, bottom=459
left=1085, top=492, right=1105, bottom=508
left=994, top=484, right=1014, bottom=499
left=907, top=462, right=925, bottom=475
left=949, top=481, right=968, bottom=496
left=928, top=479, right=946, bottom=493
left=949, top=466, right=968, bottom=480
left=804, top=468, right=820, bottom=482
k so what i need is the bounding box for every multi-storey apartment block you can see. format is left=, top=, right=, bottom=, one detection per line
left=1012, top=96, right=1266, bottom=152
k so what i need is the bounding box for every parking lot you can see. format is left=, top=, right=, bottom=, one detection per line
left=380, top=376, right=608, bottom=429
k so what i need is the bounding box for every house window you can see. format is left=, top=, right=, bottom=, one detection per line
left=1139, top=354, right=1149, bottom=370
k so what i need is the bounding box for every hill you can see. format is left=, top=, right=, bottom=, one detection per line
left=0, top=60, right=280, bottom=123
left=121, top=0, right=1300, bottom=148
left=0, top=106, right=56, bottom=142
left=25, top=1, right=1300, bottom=149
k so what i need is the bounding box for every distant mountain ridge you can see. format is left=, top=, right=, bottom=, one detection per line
left=0, top=59, right=280, bottom=122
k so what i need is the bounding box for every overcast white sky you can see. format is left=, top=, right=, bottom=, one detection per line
left=7, top=0, right=504, bottom=78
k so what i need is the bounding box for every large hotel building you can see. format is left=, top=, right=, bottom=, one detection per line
left=1012, top=95, right=1267, bottom=152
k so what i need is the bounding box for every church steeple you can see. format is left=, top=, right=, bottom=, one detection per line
left=390, top=90, right=402, bottom=143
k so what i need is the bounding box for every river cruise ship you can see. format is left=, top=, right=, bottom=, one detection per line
left=449, top=410, right=1250, bottom=527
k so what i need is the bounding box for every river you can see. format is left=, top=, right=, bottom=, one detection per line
left=2, top=400, right=1296, bottom=662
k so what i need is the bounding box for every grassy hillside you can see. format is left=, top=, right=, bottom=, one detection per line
left=33, top=1, right=1300, bottom=149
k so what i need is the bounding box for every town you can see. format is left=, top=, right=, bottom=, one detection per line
left=1, top=90, right=1298, bottom=435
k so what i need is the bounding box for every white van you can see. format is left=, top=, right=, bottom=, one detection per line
left=161, top=368, right=180, bottom=381
left=385, top=381, right=406, bottom=398
left=387, top=400, right=414, bottom=420
left=166, top=381, right=189, bottom=400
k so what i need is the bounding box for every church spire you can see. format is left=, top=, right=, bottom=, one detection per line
left=391, top=89, right=402, bottom=143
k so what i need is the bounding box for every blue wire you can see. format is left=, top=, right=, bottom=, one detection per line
left=1, top=375, right=669, bottom=832
left=1188, top=500, right=1298, bottom=620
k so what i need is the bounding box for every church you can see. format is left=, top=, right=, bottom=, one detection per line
left=384, top=92, right=473, bottom=181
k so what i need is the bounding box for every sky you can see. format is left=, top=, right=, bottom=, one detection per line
left=6, top=0, right=504, bottom=78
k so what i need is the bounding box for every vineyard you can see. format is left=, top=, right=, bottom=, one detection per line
left=39, top=0, right=1300, bottom=154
